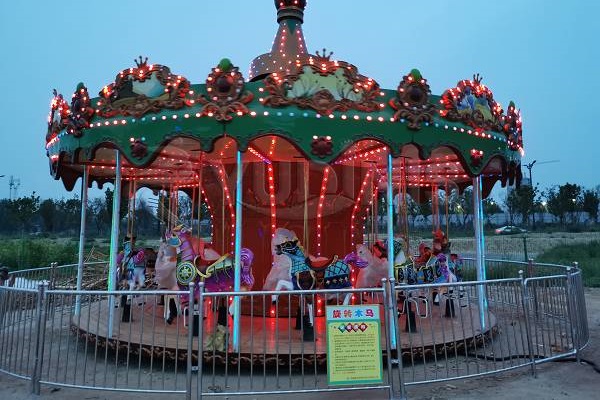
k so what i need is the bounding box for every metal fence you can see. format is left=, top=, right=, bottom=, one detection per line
left=0, top=260, right=590, bottom=399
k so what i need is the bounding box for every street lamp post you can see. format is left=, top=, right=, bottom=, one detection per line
left=525, top=160, right=537, bottom=229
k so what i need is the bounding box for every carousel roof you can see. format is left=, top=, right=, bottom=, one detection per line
left=45, top=0, right=522, bottom=196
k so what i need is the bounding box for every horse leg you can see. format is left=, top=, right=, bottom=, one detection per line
left=166, top=297, right=178, bottom=325
left=342, top=292, right=352, bottom=306
left=272, top=279, right=293, bottom=304
left=303, top=298, right=314, bottom=342
left=217, top=297, right=228, bottom=327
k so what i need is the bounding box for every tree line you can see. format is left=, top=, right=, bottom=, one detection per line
left=505, top=183, right=599, bottom=227
left=0, top=182, right=598, bottom=238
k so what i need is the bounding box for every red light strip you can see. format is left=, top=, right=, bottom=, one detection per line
left=316, top=166, right=330, bottom=256
left=215, top=164, right=236, bottom=251
left=268, top=164, right=277, bottom=238
left=350, top=169, right=373, bottom=247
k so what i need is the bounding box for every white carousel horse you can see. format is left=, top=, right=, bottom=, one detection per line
left=353, top=244, right=387, bottom=289
left=269, top=228, right=353, bottom=339
left=160, top=226, right=255, bottom=332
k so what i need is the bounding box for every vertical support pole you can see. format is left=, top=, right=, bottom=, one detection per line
left=519, top=270, right=537, bottom=377
left=108, top=150, right=122, bottom=337
left=472, top=176, right=487, bottom=331
left=232, top=150, right=243, bottom=352
left=197, top=283, right=206, bottom=398
left=31, top=282, right=48, bottom=395
left=186, top=282, right=195, bottom=400
left=386, top=153, right=397, bottom=350
left=75, top=166, right=89, bottom=316
left=383, top=278, right=407, bottom=400
left=522, top=236, right=529, bottom=262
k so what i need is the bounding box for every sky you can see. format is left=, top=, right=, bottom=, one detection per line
left=0, top=0, right=598, bottom=201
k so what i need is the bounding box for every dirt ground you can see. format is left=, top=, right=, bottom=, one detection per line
left=1, top=288, right=599, bottom=400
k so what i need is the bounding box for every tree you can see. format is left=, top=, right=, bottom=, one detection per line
left=134, top=198, right=157, bottom=235
left=8, top=192, right=40, bottom=233
left=88, top=197, right=108, bottom=234
left=55, top=196, right=81, bottom=234
left=104, top=187, right=128, bottom=222
left=178, top=194, right=193, bottom=225
left=504, top=190, right=517, bottom=225
left=454, top=188, right=473, bottom=227
left=39, top=199, right=56, bottom=232
left=582, top=188, right=600, bottom=223
left=544, top=183, right=582, bottom=226
left=483, top=198, right=502, bottom=226
left=504, top=185, right=538, bottom=227
left=0, top=199, right=18, bottom=234
left=516, top=185, right=536, bottom=226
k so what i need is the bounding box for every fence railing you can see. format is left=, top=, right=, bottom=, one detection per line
left=0, top=260, right=590, bottom=399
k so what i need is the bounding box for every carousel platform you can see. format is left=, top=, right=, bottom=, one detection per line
left=71, top=296, right=497, bottom=368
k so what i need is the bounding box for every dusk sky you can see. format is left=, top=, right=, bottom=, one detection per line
left=0, top=0, right=598, bottom=200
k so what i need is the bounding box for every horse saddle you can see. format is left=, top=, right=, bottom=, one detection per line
left=295, top=269, right=327, bottom=290
left=193, top=254, right=232, bottom=277
left=304, top=255, right=338, bottom=271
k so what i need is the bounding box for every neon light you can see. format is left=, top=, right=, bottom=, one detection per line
left=316, top=166, right=329, bottom=255
left=268, top=164, right=277, bottom=238
left=350, top=169, right=373, bottom=247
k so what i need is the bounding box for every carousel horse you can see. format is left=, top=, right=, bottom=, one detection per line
left=166, top=225, right=255, bottom=293
left=353, top=241, right=430, bottom=317
left=271, top=228, right=353, bottom=340
left=352, top=244, right=385, bottom=289
left=264, top=253, right=293, bottom=293
left=115, top=237, right=146, bottom=311
left=272, top=228, right=352, bottom=296
left=163, top=226, right=254, bottom=347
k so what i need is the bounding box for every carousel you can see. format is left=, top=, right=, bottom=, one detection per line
left=45, top=0, right=522, bottom=363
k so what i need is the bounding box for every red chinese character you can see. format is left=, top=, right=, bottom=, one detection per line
left=366, top=309, right=374, bottom=317
left=343, top=309, right=353, bottom=318
left=332, top=310, right=341, bottom=318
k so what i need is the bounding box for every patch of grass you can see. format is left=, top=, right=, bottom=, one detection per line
left=0, top=238, right=79, bottom=270
left=537, top=241, right=600, bottom=287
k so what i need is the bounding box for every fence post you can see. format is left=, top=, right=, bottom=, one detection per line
left=186, top=282, right=195, bottom=400
left=566, top=265, right=580, bottom=363
left=383, top=278, right=406, bottom=400
left=518, top=270, right=536, bottom=377
left=527, top=258, right=539, bottom=318
left=49, top=262, right=57, bottom=290
left=522, top=236, right=529, bottom=262
left=31, top=281, right=49, bottom=395
left=197, top=283, right=205, bottom=400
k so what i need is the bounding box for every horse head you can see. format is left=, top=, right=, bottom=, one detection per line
left=274, top=238, right=301, bottom=256
left=166, top=224, right=187, bottom=247
left=354, top=244, right=375, bottom=268
left=343, top=251, right=368, bottom=269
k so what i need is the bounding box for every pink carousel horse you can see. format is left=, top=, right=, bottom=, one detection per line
left=160, top=225, right=254, bottom=338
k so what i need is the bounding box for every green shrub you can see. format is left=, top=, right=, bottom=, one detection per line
left=537, top=241, right=600, bottom=287
left=0, top=238, right=78, bottom=270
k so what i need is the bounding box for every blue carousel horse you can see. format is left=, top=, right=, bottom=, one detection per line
left=273, top=229, right=352, bottom=296
left=271, top=228, right=353, bottom=340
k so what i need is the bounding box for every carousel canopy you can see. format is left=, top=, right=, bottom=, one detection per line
left=45, top=0, right=522, bottom=197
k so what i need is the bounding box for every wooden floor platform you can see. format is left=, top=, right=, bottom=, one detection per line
left=71, top=296, right=496, bottom=366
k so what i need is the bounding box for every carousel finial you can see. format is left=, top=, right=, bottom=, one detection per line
left=315, top=48, right=333, bottom=60
left=134, top=56, right=149, bottom=68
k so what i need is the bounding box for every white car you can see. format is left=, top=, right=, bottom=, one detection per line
left=494, top=225, right=527, bottom=235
